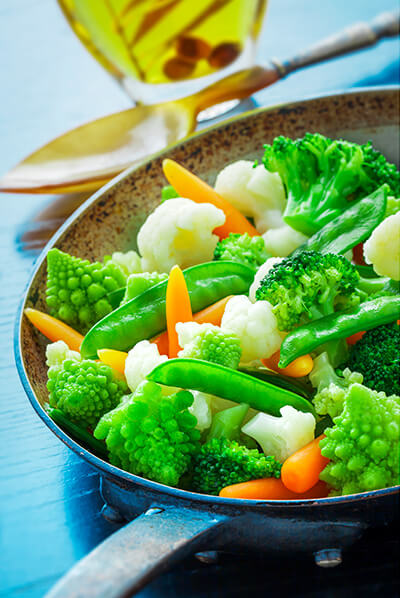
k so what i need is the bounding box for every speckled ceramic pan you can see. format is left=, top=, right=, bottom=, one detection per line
left=16, top=87, right=400, bottom=598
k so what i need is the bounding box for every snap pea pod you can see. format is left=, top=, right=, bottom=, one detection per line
left=238, top=366, right=312, bottom=399
left=48, top=408, right=108, bottom=457
left=81, top=261, right=253, bottom=358
left=148, top=359, right=316, bottom=417
left=279, top=296, right=400, bottom=367
left=292, top=185, right=387, bottom=256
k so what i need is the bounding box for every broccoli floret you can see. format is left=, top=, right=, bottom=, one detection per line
left=47, top=359, right=128, bottom=428
left=191, top=438, right=282, bottom=495
left=122, top=272, right=168, bottom=304
left=320, top=383, right=400, bottom=495
left=214, top=233, right=270, bottom=271
left=176, top=322, right=242, bottom=369
left=255, top=250, right=362, bottom=332
left=262, top=134, right=399, bottom=236
left=46, top=248, right=126, bottom=333
left=310, top=352, right=363, bottom=419
left=94, top=381, right=200, bottom=486
left=347, top=322, right=400, bottom=396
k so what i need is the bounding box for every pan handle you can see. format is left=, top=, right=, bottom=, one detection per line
left=45, top=505, right=227, bottom=598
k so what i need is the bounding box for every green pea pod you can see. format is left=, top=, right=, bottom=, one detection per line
left=48, top=408, right=108, bottom=457
left=238, top=366, right=312, bottom=399
left=81, top=261, right=253, bottom=358
left=293, top=185, right=387, bottom=256
left=148, top=358, right=316, bottom=417
left=279, top=296, right=400, bottom=367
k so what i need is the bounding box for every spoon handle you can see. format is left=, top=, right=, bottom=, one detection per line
left=271, top=10, right=400, bottom=77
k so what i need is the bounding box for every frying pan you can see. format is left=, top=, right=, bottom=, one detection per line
left=15, top=87, right=400, bottom=598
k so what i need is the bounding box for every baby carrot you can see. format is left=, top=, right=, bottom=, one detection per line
left=346, top=330, right=366, bottom=345
left=97, top=348, right=127, bottom=375
left=24, top=308, right=83, bottom=352
left=166, top=265, right=193, bottom=358
left=162, top=159, right=259, bottom=239
left=262, top=351, right=313, bottom=378
left=281, top=434, right=329, bottom=494
left=219, top=478, right=329, bottom=500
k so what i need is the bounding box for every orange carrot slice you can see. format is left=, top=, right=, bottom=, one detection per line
left=24, top=308, right=83, bottom=352
left=166, top=265, right=193, bottom=358
left=219, top=478, right=329, bottom=500
left=162, top=159, right=259, bottom=239
left=262, top=351, right=313, bottom=378
left=281, top=434, right=329, bottom=494
left=97, top=348, right=127, bottom=375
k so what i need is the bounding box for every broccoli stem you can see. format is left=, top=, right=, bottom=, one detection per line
left=207, top=403, right=249, bottom=442
left=357, top=276, right=390, bottom=295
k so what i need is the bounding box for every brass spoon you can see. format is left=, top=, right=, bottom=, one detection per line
left=1, top=10, right=398, bottom=195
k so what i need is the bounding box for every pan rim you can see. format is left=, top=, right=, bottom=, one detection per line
left=15, top=85, right=400, bottom=508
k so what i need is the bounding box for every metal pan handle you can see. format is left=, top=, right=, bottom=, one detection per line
left=45, top=505, right=226, bottom=598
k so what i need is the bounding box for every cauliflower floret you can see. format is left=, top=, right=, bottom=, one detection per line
left=363, top=212, right=400, bottom=280
left=262, top=224, right=308, bottom=257
left=124, top=340, right=168, bottom=393
left=189, top=391, right=212, bottom=431
left=242, top=405, right=316, bottom=462
left=105, top=250, right=142, bottom=277
left=220, top=295, right=284, bottom=363
left=46, top=340, right=81, bottom=368
left=214, top=160, right=286, bottom=233
left=249, top=257, right=284, bottom=302
left=137, top=198, right=225, bottom=272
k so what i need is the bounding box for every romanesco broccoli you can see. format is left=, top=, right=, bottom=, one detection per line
left=176, top=322, right=242, bottom=369
left=347, top=322, right=400, bottom=396
left=47, top=359, right=127, bottom=428
left=213, top=233, right=270, bottom=271
left=94, top=381, right=200, bottom=486
left=190, top=438, right=282, bottom=495
left=320, top=383, right=400, bottom=495
left=46, top=248, right=126, bottom=332
left=103, top=250, right=142, bottom=277
left=122, top=272, right=168, bottom=304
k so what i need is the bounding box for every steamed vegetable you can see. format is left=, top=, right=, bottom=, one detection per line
left=363, top=212, right=400, bottom=280
left=166, top=265, right=193, bottom=358
left=219, top=478, right=329, bottom=500
left=122, top=272, right=167, bottom=304
left=45, top=340, right=81, bottom=367
left=25, top=308, right=84, bottom=352
left=214, top=233, right=270, bottom=271
left=124, top=340, right=168, bottom=393
left=281, top=434, right=328, bottom=493
left=94, top=381, right=200, bottom=486
left=177, top=322, right=242, bottom=369
left=103, top=250, right=142, bottom=277
left=261, top=352, right=314, bottom=378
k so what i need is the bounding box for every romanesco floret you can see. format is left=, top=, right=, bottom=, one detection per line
left=309, top=352, right=363, bottom=419
left=45, top=340, right=81, bottom=368
left=103, top=250, right=142, bottom=277
left=214, top=160, right=286, bottom=234
left=176, top=322, right=242, bottom=369
left=46, top=248, right=126, bottom=332
left=347, top=322, right=400, bottom=396
left=94, top=381, right=200, bottom=486
left=255, top=251, right=363, bottom=332
left=122, top=272, right=168, bottom=304
left=319, top=383, right=400, bottom=495
left=242, top=405, right=316, bottom=462
left=124, top=340, right=168, bottom=393
left=220, top=295, right=283, bottom=363
left=137, top=197, right=225, bottom=272
left=213, top=233, right=270, bottom=271
left=363, top=212, right=400, bottom=280
left=190, top=438, right=282, bottom=495
left=47, top=359, right=127, bottom=428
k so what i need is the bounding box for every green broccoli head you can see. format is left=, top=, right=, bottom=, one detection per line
left=94, top=381, right=201, bottom=486
left=320, top=383, right=400, bottom=495
left=213, top=233, right=270, bottom=271
left=191, top=438, right=282, bottom=495
left=177, top=322, right=242, bottom=369
left=255, top=250, right=362, bottom=332
left=347, top=322, right=400, bottom=396
left=47, top=359, right=128, bottom=428
left=122, top=271, right=168, bottom=304
left=46, top=248, right=126, bottom=332
left=359, top=141, right=400, bottom=198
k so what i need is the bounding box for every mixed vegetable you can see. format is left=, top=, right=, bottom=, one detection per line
left=25, top=132, right=400, bottom=500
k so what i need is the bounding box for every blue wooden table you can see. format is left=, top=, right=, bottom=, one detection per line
left=0, top=1, right=399, bottom=596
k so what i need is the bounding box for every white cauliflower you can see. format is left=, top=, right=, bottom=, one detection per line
left=242, top=405, right=316, bottom=462
left=363, top=212, right=400, bottom=280
left=262, top=224, right=308, bottom=257
left=221, top=295, right=284, bottom=363
left=137, top=198, right=225, bottom=272
left=46, top=340, right=81, bottom=368
left=214, top=160, right=286, bottom=233
left=105, top=250, right=142, bottom=276
left=124, top=340, right=168, bottom=393
left=189, top=391, right=213, bottom=431
left=249, top=257, right=284, bottom=302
